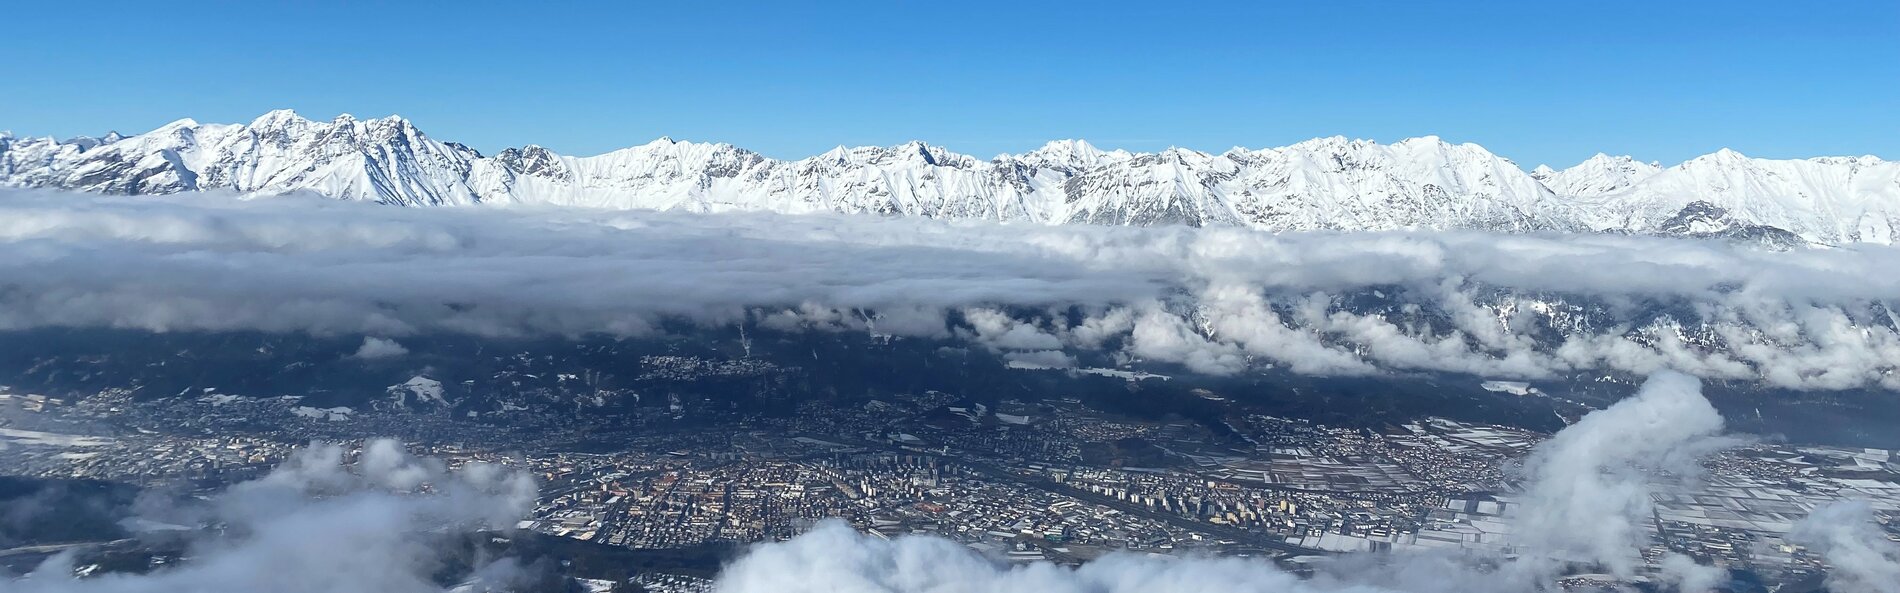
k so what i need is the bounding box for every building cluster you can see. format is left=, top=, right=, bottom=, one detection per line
left=3, top=378, right=1896, bottom=590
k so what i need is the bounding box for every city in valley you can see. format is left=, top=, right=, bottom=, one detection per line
left=3, top=353, right=1894, bottom=592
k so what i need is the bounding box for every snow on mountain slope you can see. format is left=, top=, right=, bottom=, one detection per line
left=1220, top=136, right=1576, bottom=232
left=1532, top=153, right=1662, bottom=197
left=1014, top=138, right=1134, bottom=173
left=1584, top=149, right=1900, bottom=244
left=1060, top=147, right=1242, bottom=227
left=469, top=137, right=1055, bottom=221
left=2, top=110, right=485, bottom=205
left=4, top=110, right=1897, bottom=243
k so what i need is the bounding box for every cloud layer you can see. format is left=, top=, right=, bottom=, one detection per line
left=3, top=189, right=1899, bottom=389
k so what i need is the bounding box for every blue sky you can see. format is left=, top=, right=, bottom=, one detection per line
left=4, top=0, right=1894, bottom=167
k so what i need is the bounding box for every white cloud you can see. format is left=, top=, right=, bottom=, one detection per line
left=1789, top=501, right=1900, bottom=593
left=3, top=189, right=1900, bottom=390
left=9, top=439, right=535, bottom=593
left=1508, top=371, right=1734, bottom=576
left=351, top=336, right=410, bottom=359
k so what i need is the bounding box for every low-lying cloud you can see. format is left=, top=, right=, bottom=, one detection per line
left=351, top=336, right=410, bottom=359
left=1789, top=500, right=1900, bottom=593
left=7, top=439, right=536, bottom=593
left=3, top=189, right=1899, bottom=390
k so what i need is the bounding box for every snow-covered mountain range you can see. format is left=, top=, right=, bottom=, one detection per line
left=4, top=109, right=1896, bottom=245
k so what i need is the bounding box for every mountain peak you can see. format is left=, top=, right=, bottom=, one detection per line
left=6, top=112, right=1896, bottom=245
left=366, top=114, right=418, bottom=131
left=1573, top=153, right=1644, bottom=168
left=1018, top=139, right=1132, bottom=171
left=1287, top=135, right=1374, bottom=153
left=249, top=109, right=313, bottom=130
left=1396, top=135, right=1496, bottom=157
left=154, top=117, right=201, bottom=132
left=902, top=141, right=938, bottom=164
left=1531, top=152, right=1666, bottom=199
left=817, top=145, right=852, bottom=164
left=621, top=136, right=683, bottom=151
left=1036, top=138, right=1098, bottom=154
